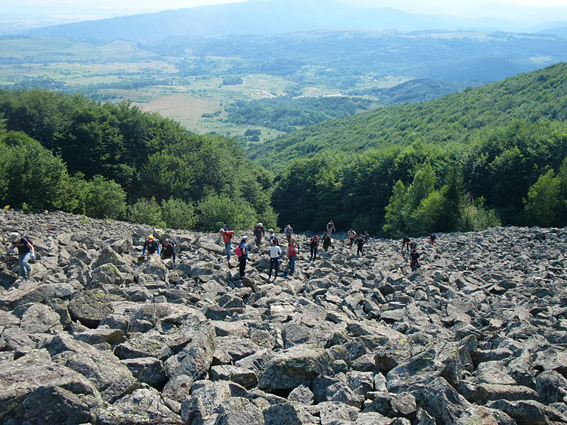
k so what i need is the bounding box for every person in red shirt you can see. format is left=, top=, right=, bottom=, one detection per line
left=219, top=225, right=234, bottom=260
left=287, top=238, right=299, bottom=275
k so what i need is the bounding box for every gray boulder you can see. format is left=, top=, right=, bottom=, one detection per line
left=259, top=345, right=333, bottom=390
left=180, top=380, right=249, bottom=424
left=68, top=289, right=114, bottom=328
left=121, top=357, right=168, bottom=387
left=0, top=349, right=102, bottom=425
left=95, top=387, right=182, bottom=425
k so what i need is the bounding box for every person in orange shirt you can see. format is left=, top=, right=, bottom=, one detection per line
left=219, top=224, right=234, bottom=260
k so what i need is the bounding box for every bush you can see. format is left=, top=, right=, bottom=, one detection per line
left=197, top=193, right=257, bottom=231
left=524, top=170, right=562, bottom=227
left=458, top=197, right=501, bottom=231
left=81, top=175, right=127, bottom=220
left=407, top=190, right=445, bottom=235
left=161, top=197, right=196, bottom=230
left=0, top=131, right=77, bottom=212
left=128, top=197, right=165, bottom=227
left=352, top=215, right=373, bottom=235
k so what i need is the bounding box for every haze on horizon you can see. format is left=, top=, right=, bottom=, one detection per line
left=3, top=0, right=567, bottom=26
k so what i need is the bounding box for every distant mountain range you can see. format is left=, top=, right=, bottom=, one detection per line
left=16, top=0, right=567, bottom=44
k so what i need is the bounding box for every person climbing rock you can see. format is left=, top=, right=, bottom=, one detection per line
left=253, top=222, right=265, bottom=247
left=347, top=229, right=357, bottom=248
left=410, top=248, right=420, bottom=271
left=284, top=224, right=294, bottom=244
left=402, top=236, right=410, bottom=252
left=326, top=220, right=336, bottom=237
left=309, top=235, right=319, bottom=261
left=161, top=239, right=176, bottom=264
left=220, top=225, right=234, bottom=260
left=237, top=236, right=248, bottom=277
left=142, top=235, right=160, bottom=258
left=10, top=232, right=35, bottom=280
left=322, top=231, right=332, bottom=251
left=355, top=234, right=365, bottom=256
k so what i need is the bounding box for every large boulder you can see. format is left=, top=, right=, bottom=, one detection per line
left=258, top=345, right=333, bottom=390
left=0, top=349, right=103, bottom=425
left=68, top=289, right=114, bottom=328
left=42, top=333, right=139, bottom=403
left=95, top=387, right=182, bottom=425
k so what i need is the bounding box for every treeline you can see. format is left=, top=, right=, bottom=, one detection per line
left=223, top=96, right=373, bottom=133
left=263, top=63, right=567, bottom=234
left=0, top=89, right=277, bottom=231
left=0, top=76, right=66, bottom=91
left=272, top=120, right=567, bottom=236
left=158, top=30, right=567, bottom=84
left=346, top=79, right=482, bottom=105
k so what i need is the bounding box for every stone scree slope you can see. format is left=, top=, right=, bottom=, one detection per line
left=1, top=209, right=567, bottom=425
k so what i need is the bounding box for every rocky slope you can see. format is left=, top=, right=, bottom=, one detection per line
left=1, top=209, right=567, bottom=425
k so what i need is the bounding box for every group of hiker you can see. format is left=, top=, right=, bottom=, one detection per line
left=135, top=224, right=432, bottom=279
left=7, top=218, right=434, bottom=282
left=401, top=233, right=436, bottom=271
left=141, top=234, right=177, bottom=264
left=220, top=222, right=300, bottom=279
left=217, top=220, right=412, bottom=280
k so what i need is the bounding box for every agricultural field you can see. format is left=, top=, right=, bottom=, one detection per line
left=132, top=90, right=285, bottom=142
left=0, top=61, right=177, bottom=87
left=0, top=38, right=156, bottom=62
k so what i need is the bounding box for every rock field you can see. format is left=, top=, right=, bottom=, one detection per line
left=1, top=209, right=567, bottom=425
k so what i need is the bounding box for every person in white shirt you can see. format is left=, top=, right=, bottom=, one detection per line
left=267, top=239, right=282, bottom=280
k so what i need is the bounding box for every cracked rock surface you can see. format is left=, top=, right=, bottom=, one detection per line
left=2, top=209, right=567, bottom=425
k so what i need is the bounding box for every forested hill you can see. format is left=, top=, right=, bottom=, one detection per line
left=249, top=62, right=567, bottom=171
left=263, top=61, right=567, bottom=236
left=0, top=89, right=278, bottom=231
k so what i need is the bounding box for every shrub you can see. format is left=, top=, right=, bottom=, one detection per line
left=128, top=197, right=165, bottom=227
left=197, top=193, right=256, bottom=231
left=161, top=197, right=196, bottom=230
left=458, top=197, right=501, bottom=231
left=0, top=131, right=77, bottom=212
left=81, top=175, right=127, bottom=220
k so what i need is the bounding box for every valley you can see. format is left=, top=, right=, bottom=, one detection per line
left=1, top=28, right=565, bottom=144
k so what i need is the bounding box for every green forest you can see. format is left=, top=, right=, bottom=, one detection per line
left=1, top=62, right=567, bottom=237
left=223, top=96, right=374, bottom=133
left=0, top=89, right=277, bottom=231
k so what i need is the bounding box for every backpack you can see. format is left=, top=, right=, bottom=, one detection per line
left=235, top=245, right=243, bottom=257
left=22, top=235, right=33, bottom=245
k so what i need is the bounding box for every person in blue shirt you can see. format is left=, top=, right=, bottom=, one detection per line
left=142, top=235, right=160, bottom=257
left=238, top=236, right=248, bottom=277
left=10, top=233, right=35, bottom=280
